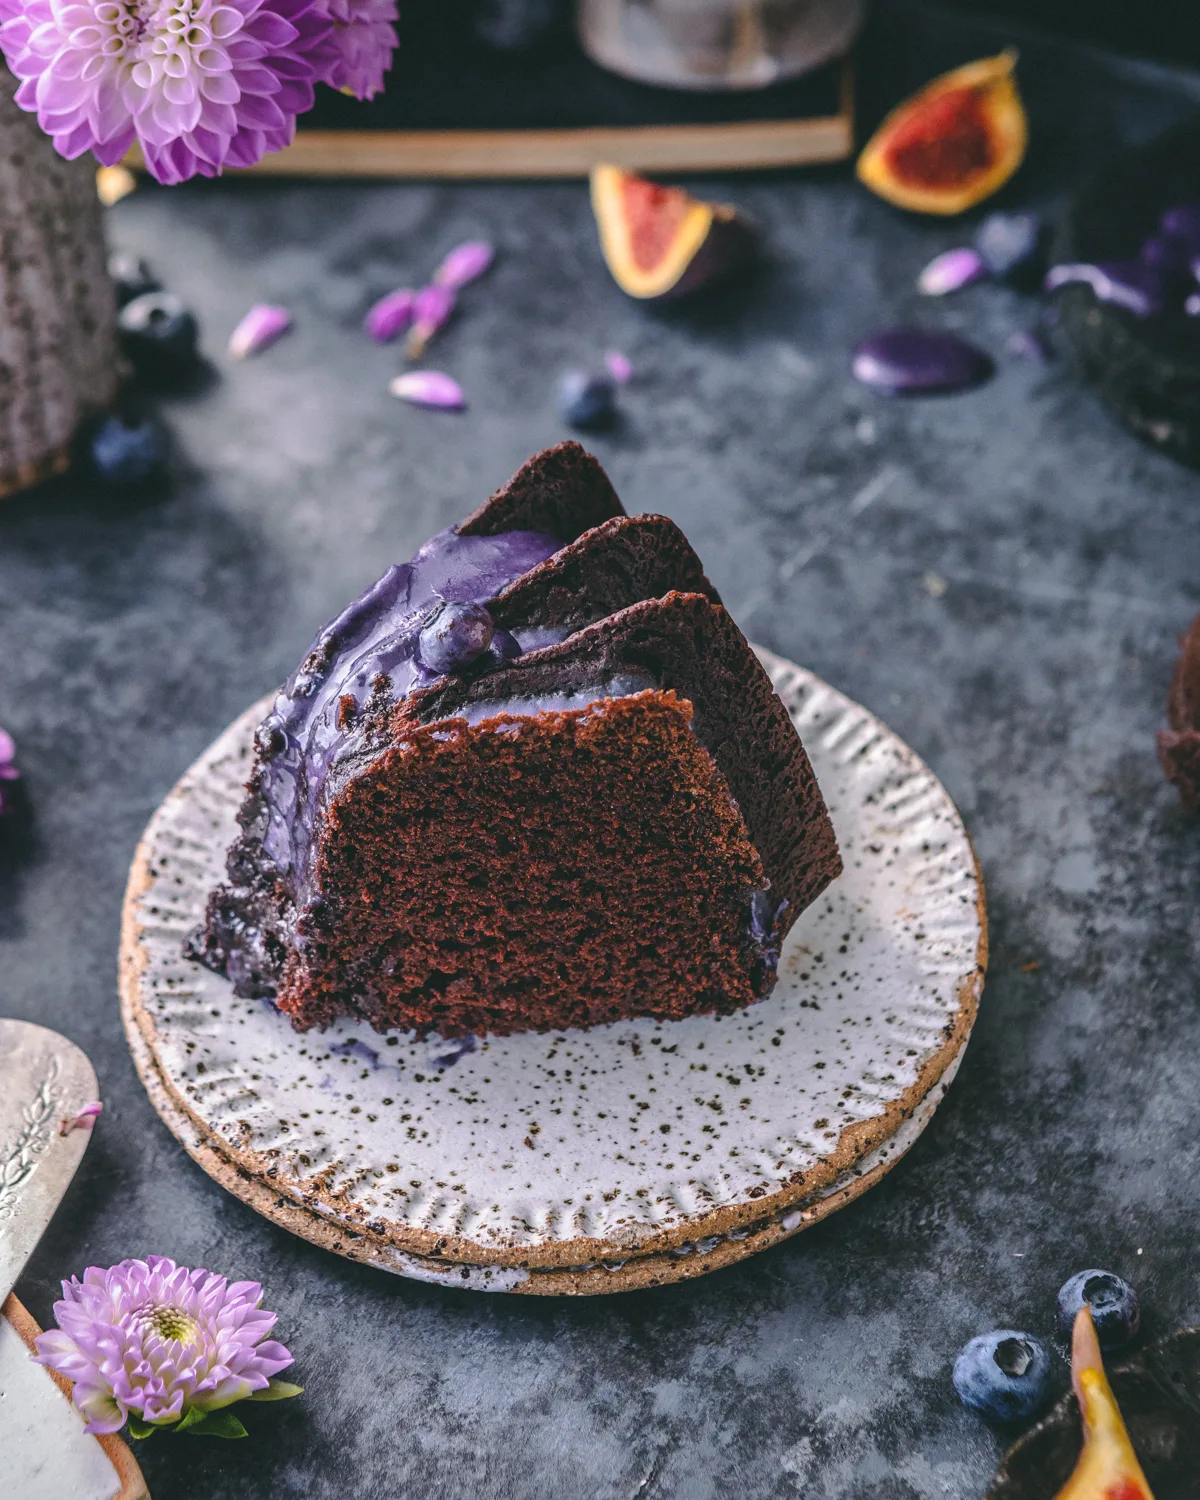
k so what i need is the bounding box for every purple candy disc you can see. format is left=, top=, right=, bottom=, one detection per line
left=852, top=328, right=994, bottom=394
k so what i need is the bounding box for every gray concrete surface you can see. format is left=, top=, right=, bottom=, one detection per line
left=3, top=4, right=1200, bottom=1496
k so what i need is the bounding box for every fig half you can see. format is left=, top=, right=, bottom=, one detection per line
left=857, top=50, right=1028, bottom=216
left=1052, top=1307, right=1154, bottom=1500
left=590, top=163, right=756, bottom=300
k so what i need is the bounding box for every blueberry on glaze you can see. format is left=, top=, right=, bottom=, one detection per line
left=952, top=1330, right=1052, bottom=1421
left=1056, top=1270, right=1140, bottom=1350
left=88, top=414, right=167, bottom=486
left=118, top=291, right=200, bottom=375
left=488, top=628, right=524, bottom=665
left=559, top=371, right=617, bottom=430
left=418, top=601, right=495, bottom=675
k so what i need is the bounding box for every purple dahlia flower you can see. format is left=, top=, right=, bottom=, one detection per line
left=0, top=0, right=337, bottom=184
left=33, top=1256, right=296, bottom=1435
left=322, top=0, right=397, bottom=100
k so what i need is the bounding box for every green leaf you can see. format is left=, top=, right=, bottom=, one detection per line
left=187, top=1410, right=248, bottom=1440
left=174, top=1407, right=209, bottom=1433
left=126, top=1417, right=157, bottom=1441
left=246, top=1379, right=304, bottom=1402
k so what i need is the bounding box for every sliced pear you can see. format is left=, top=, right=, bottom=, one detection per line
left=1053, top=1305, right=1154, bottom=1500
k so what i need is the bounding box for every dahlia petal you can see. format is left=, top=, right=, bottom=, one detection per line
left=74, top=1384, right=127, bottom=1436
left=247, top=11, right=299, bottom=46
left=235, top=63, right=283, bottom=95
left=250, top=1340, right=294, bottom=1374
left=235, top=91, right=286, bottom=129
left=201, top=69, right=240, bottom=103
left=91, top=127, right=135, bottom=164
left=32, top=1329, right=84, bottom=1369
left=184, top=124, right=227, bottom=165
left=55, top=120, right=101, bottom=158
left=210, top=7, right=245, bottom=39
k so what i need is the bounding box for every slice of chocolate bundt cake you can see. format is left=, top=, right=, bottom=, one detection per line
left=189, top=443, right=841, bottom=1037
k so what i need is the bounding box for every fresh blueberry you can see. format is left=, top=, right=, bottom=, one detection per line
left=88, top=414, right=168, bottom=486
left=118, top=291, right=200, bottom=376
left=108, top=252, right=160, bottom=308
left=487, top=628, right=523, bottom=666
left=559, top=370, right=617, bottom=430
left=418, top=601, right=495, bottom=675
left=973, top=212, right=1043, bottom=280
left=1056, top=1270, right=1140, bottom=1350
left=952, top=1330, right=1052, bottom=1422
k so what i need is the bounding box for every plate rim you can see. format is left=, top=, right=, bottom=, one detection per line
left=119, top=647, right=987, bottom=1293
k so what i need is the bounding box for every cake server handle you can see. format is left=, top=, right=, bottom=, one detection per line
left=0, top=1019, right=99, bottom=1309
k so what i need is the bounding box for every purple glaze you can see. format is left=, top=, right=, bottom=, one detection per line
left=255, top=525, right=561, bottom=900
left=331, top=1038, right=380, bottom=1066
left=852, top=329, right=993, bottom=394
left=430, top=1034, right=478, bottom=1068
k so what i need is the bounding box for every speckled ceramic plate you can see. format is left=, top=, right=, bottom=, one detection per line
left=119, top=649, right=986, bottom=1295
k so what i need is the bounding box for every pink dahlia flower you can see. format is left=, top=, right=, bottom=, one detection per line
left=33, top=1256, right=295, bottom=1435
left=0, top=0, right=337, bottom=184
left=322, top=0, right=397, bottom=100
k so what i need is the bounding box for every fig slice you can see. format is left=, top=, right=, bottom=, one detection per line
left=1053, top=1307, right=1155, bottom=1500
left=857, top=51, right=1028, bottom=216
left=590, top=163, right=756, bottom=300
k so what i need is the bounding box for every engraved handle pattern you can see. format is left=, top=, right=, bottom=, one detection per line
left=0, top=1056, right=62, bottom=1221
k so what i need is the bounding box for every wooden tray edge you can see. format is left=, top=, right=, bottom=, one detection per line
left=124, top=61, right=854, bottom=179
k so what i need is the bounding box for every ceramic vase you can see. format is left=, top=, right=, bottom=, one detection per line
left=0, top=71, right=118, bottom=498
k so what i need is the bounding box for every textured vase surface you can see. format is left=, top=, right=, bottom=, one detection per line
left=0, top=70, right=118, bottom=498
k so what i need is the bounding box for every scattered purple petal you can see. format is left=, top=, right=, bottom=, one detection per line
left=1044, top=261, right=1162, bottom=318
left=1006, top=328, right=1051, bottom=363
left=917, top=247, right=987, bottom=297
left=390, top=371, right=466, bottom=410
left=404, top=283, right=457, bottom=359
left=1187, top=292, right=1200, bottom=317
left=364, top=287, right=416, bottom=343
left=0, top=726, right=19, bottom=815
left=330, top=1038, right=379, bottom=1066
left=60, top=1101, right=103, bottom=1135
left=604, top=350, right=633, bottom=384
left=228, top=304, right=292, bottom=360
left=852, top=328, right=993, bottom=394
left=433, top=240, right=495, bottom=290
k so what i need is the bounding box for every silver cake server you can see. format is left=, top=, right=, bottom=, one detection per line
left=0, top=1018, right=100, bottom=1309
